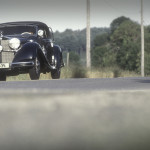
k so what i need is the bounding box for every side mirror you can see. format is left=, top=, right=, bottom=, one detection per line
left=38, top=30, right=44, bottom=37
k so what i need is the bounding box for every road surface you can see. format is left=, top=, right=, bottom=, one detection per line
left=0, top=77, right=150, bottom=150
left=1, top=77, right=150, bottom=92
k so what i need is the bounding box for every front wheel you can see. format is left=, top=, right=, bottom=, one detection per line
left=0, top=71, right=6, bottom=81
left=51, top=69, right=61, bottom=79
left=29, top=57, right=41, bottom=80
left=50, top=45, right=62, bottom=79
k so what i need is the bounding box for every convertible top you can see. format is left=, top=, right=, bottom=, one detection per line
left=0, top=21, right=49, bottom=29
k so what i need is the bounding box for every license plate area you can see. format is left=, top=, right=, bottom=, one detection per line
left=0, top=63, right=10, bottom=68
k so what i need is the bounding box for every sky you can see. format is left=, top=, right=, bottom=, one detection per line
left=0, top=0, right=149, bottom=32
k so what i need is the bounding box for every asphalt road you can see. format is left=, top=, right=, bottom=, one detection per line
left=1, top=77, right=150, bottom=92
left=1, top=77, right=150, bottom=150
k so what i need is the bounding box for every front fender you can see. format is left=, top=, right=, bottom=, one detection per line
left=53, top=45, right=62, bottom=68
left=13, top=42, right=41, bottom=62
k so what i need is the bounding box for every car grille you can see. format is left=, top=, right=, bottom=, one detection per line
left=1, top=40, right=11, bottom=51
left=0, top=52, right=14, bottom=63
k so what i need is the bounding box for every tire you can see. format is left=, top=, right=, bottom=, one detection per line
left=0, top=71, right=6, bottom=81
left=51, top=69, right=60, bottom=79
left=51, top=46, right=61, bottom=79
left=29, top=57, right=40, bottom=80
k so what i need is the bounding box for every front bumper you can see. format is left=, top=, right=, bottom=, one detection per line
left=11, top=61, right=34, bottom=68
left=0, top=61, right=34, bottom=69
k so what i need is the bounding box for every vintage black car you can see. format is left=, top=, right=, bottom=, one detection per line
left=0, top=21, right=64, bottom=81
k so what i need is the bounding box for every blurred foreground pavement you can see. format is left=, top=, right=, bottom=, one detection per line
left=0, top=90, right=150, bottom=150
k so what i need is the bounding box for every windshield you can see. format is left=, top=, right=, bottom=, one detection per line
left=0, top=25, right=37, bottom=36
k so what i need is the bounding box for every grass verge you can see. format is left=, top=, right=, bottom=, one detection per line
left=6, top=66, right=139, bottom=81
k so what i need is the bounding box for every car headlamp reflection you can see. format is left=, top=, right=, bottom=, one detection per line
left=9, top=38, right=20, bottom=50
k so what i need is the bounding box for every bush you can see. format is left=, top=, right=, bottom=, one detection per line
left=69, top=51, right=80, bottom=65
left=113, top=67, right=121, bottom=78
left=92, top=46, right=116, bottom=68
left=71, top=66, right=87, bottom=78
left=145, top=52, right=150, bottom=75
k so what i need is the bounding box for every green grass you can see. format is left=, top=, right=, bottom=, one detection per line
left=6, top=66, right=139, bottom=81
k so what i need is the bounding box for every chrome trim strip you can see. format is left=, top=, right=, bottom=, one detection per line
left=11, top=61, right=34, bottom=68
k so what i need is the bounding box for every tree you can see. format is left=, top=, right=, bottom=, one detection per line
left=145, top=26, right=150, bottom=53
left=116, top=42, right=140, bottom=70
left=111, top=20, right=141, bottom=71
left=91, top=45, right=116, bottom=68
left=91, top=29, right=118, bottom=68
left=93, top=33, right=109, bottom=48
left=110, top=16, right=130, bottom=34
left=69, top=51, right=80, bottom=65
left=54, top=27, right=109, bottom=54
left=144, top=26, right=150, bottom=75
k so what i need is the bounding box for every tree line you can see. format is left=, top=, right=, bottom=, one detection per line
left=54, top=27, right=109, bottom=53
left=54, top=16, right=150, bottom=74
left=92, top=16, right=150, bottom=75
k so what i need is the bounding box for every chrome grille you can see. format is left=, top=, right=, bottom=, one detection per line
left=1, top=40, right=11, bottom=51
left=0, top=52, right=14, bottom=63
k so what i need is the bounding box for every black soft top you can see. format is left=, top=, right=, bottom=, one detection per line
left=0, top=21, right=49, bottom=29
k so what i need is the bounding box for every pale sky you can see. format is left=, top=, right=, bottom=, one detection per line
left=0, top=0, right=149, bottom=31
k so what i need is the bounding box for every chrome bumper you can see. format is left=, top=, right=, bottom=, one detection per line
left=11, top=61, right=34, bottom=68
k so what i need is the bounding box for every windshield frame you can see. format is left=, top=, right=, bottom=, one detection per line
left=0, top=25, right=38, bottom=37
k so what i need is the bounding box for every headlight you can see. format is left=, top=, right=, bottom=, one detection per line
left=0, top=45, right=2, bottom=52
left=9, top=38, right=20, bottom=50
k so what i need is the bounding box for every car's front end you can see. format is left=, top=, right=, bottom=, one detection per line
left=0, top=21, right=64, bottom=81
left=0, top=25, right=38, bottom=75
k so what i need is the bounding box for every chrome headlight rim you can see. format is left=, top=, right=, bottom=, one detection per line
left=9, top=38, right=20, bottom=50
